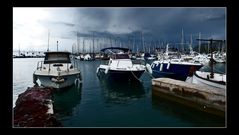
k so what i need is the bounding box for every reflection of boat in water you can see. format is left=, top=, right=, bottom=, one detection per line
left=53, top=84, right=82, bottom=117
left=99, top=80, right=145, bottom=104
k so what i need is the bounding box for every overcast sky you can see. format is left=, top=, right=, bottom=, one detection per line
left=13, top=7, right=226, bottom=52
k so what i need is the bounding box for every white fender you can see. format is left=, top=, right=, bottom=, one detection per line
left=160, top=62, right=163, bottom=71
left=167, top=62, right=170, bottom=69
left=156, top=62, right=159, bottom=67
left=105, top=67, right=110, bottom=74
left=96, top=67, right=99, bottom=74
left=146, top=64, right=152, bottom=74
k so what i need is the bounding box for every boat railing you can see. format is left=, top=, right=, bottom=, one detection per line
left=36, top=61, right=44, bottom=70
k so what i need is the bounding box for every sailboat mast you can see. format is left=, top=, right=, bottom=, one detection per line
left=92, top=32, right=95, bottom=59
left=208, top=42, right=210, bottom=54
left=128, top=36, right=130, bottom=50
left=83, top=38, right=85, bottom=54
left=47, top=30, right=50, bottom=52
left=57, top=41, right=58, bottom=52
left=148, top=44, right=151, bottom=53
left=72, top=44, right=74, bottom=54
left=198, top=32, right=201, bottom=53
left=133, top=35, right=136, bottom=53
left=110, top=36, right=112, bottom=48
left=18, top=44, right=20, bottom=56
left=209, top=39, right=214, bottom=78
left=77, top=31, right=79, bottom=55
left=190, top=34, right=193, bottom=53
left=181, top=28, right=184, bottom=53
left=141, top=31, right=145, bottom=52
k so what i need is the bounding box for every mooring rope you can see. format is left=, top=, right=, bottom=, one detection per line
left=130, top=70, right=143, bottom=82
left=144, top=70, right=155, bottom=79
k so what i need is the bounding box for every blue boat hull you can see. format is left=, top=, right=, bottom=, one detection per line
left=97, top=68, right=145, bottom=82
left=151, top=63, right=203, bottom=81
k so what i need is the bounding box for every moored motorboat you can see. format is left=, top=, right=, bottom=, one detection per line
left=96, top=47, right=146, bottom=82
left=149, top=59, right=203, bottom=81
left=33, top=51, right=82, bottom=89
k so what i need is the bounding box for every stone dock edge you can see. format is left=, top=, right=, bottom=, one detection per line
left=13, top=87, right=62, bottom=127
left=152, top=78, right=226, bottom=117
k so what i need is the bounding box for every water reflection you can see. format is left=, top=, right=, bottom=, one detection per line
left=53, top=84, right=82, bottom=117
left=152, top=91, right=225, bottom=127
left=99, top=80, right=146, bottom=104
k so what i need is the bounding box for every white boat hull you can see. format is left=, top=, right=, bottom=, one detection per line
left=96, top=63, right=145, bottom=81
left=186, top=71, right=226, bottom=90
left=34, top=74, right=80, bottom=89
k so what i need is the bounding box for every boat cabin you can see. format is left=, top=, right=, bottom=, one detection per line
left=110, top=53, right=130, bottom=59
left=107, top=53, right=133, bottom=69
left=44, top=52, right=71, bottom=64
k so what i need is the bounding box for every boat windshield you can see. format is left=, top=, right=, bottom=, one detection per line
left=44, top=53, right=71, bottom=64
left=111, top=54, right=130, bottom=59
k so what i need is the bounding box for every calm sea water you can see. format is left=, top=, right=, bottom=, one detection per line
left=13, top=58, right=225, bottom=127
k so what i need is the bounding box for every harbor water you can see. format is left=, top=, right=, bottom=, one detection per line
left=13, top=58, right=225, bottom=127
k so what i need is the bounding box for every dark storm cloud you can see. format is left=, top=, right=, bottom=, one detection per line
left=13, top=8, right=226, bottom=52
left=69, top=7, right=225, bottom=47
left=75, top=8, right=112, bottom=31
left=51, top=7, right=226, bottom=51
left=128, top=8, right=225, bottom=41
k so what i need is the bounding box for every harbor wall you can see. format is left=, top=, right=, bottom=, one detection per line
left=152, top=78, right=226, bottom=117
